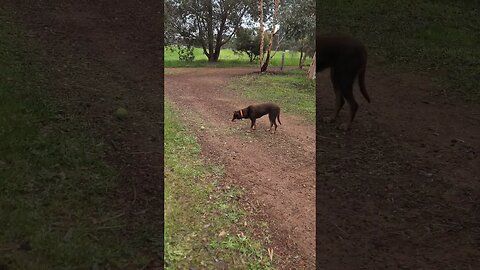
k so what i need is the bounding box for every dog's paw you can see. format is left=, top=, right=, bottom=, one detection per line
left=322, top=116, right=334, bottom=123
left=337, top=123, right=350, bottom=131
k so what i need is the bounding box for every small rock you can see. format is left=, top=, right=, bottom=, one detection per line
left=114, top=107, right=128, bottom=120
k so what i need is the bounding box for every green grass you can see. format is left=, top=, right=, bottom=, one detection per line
left=317, top=0, right=480, bottom=101
left=164, top=101, right=274, bottom=269
left=227, top=69, right=316, bottom=122
left=0, top=10, right=152, bottom=269
left=165, top=46, right=313, bottom=68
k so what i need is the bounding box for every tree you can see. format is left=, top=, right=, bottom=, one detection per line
left=307, top=51, right=316, bottom=79
left=297, top=37, right=315, bottom=69
left=234, top=27, right=269, bottom=62
left=260, top=0, right=280, bottom=72
left=258, top=0, right=265, bottom=67
left=279, top=0, right=315, bottom=69
left=234, top=27, right=258, bottom=62
left=166, top=0, right=254, bottom=62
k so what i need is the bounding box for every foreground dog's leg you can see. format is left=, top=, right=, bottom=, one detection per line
left=323, top=86, right=344, bottom=123
left=323, top=69, right=345, bottom=124
left=338, top=86, right=358, bottom=131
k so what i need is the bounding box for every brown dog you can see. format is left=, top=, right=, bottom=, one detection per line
left=232, top=103, right=281, bottom=133
left=317, top=33, right=371, bottom=130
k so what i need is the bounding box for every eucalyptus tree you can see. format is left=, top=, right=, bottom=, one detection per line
left=165, top=0, right=256, bottom=62
left=279, top=0, right=315, bottom=68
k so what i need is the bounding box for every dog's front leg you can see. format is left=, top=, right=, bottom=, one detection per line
left=250, top=118, right=256, bottom=130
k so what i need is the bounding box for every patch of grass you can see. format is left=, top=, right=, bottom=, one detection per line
left=0, top=10, right=151, bottom=269
left=164, top=101, right=274, bottom=269
left=227, top=69, right=315, bottom=122
left=165, top=46, right=312, bottom=68
left=317, top=0, right=480, bottom=101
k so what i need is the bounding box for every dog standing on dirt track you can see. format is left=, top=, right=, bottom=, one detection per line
left=232, top=103, right=281, bottom=133
left=317, top=33, right=371, bottom=130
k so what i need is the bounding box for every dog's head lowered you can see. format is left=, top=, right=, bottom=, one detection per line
left=232, top=110, right=244, bottom=122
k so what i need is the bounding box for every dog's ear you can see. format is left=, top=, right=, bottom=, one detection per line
left=232, top=111, right=237, bottom=121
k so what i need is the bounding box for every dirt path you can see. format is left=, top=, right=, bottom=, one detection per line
left=165, top=68, right=316, bottom=269
left=317, top=69, right=480, bottom=269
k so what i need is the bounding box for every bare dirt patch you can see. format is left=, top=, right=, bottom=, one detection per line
left=166, top=68, right=316, bottom=269
left=6, top=1, right=164, bottom=268
left=317, top=69, right=480, bottom=269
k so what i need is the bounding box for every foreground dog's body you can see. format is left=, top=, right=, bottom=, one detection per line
left=232, top=103, right=281, bottom=133
left=317, top=33, right=371, bottom=130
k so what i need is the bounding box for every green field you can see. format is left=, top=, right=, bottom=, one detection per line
left=0, top=10, right=154, bottom=269
left=228, top=69, right=315, bottom=122
left=317, top=0, right=480, bottom=101
left=164, top=101, right=273, bottom=269
left=165, top=46, right=313, bottom=68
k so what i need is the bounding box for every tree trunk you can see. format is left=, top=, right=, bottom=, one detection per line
left=299, top=49, right=304, bottom=69
left=207, top=0, right=214, bottom=62
left=261, top=50, right=270, bottom=72
left=307, top=51, right=316, bottom=80
left=261, top=0, right=280, bottom=72
left=212, top=11, right=228, bottom=62
left=214, top=50, right=220, bottom=61
left=258, top=0, right=264, bottom=68
left=301, top=51, right=307, bottom=68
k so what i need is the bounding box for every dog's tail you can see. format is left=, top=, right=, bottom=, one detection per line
left=358, top=67, right=370, bottom=103
left=277, top=110, right=282, bottom=125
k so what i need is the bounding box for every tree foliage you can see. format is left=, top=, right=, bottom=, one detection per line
left=233, top=27, right=270, bottom=62
left=279, top=0, right=315, bottom=67
left=165, top=0, right=256, bottom=62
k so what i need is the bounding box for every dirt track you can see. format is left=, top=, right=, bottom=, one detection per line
left=317, top=69, right=480, bottom=269
left=165, top=68, right=316, bottom=269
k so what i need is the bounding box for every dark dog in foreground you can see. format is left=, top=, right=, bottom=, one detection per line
left=317, top=33, right=371, bottom=130
left=232, top=103, right=281, bottom=133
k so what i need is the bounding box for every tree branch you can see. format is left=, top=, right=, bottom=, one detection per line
left=221, top=7, right=247, bottom=46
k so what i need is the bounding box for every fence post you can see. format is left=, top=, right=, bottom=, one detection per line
left=280, top=51, right=285, bottom=71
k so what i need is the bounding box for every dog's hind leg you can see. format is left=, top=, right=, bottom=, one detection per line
left=273, top=113, right=278, bottom=132
left=323, top=69, right=345, bottom=124
left=267, top=113, right=277, bottom=133
left=338, top=85, right=358, bottom=131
